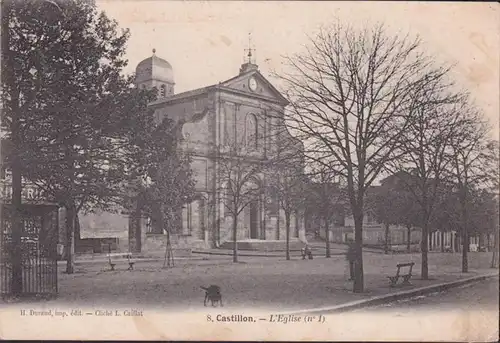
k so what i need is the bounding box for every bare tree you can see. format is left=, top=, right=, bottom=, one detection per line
left=386, top=75, right=463, bottom=279
left=217, top=138, right=264, bottom=263
left=277, top=23, right=450, bottom=292
left=305, top=163, right=346, bottom=258
left=267, top=148, right=306, bottom=260
left=485, top=141, right=499, bottom=269
left=448, top=104, right=493, bottom=272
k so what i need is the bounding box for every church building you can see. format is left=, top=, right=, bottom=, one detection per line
left=128, top=49, right=307, bottom=254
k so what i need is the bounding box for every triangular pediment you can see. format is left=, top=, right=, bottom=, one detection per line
left=220, top=70, right=288, bottom=105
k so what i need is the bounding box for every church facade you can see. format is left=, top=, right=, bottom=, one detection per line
left=128, top=51, right=307, bottom=253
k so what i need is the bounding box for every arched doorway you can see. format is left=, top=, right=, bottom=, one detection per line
left=244, top=177, right=261, bottom=240
left=249, top=199, right=259, bottom=239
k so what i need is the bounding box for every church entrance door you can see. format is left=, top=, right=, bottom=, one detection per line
left=249, top=200, right=259, bottom=239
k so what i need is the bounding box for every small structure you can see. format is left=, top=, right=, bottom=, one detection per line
left=1, top=183, right=59, bottom=298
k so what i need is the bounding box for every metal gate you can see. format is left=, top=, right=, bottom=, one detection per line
left=1, top=204, right=59, bottom=298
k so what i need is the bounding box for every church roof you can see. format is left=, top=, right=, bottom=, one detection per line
left=137, top=54, right=173, bottom=70
left=135, top=50, right=174, bottom=84
left=150, top=69, right=288, bottom=107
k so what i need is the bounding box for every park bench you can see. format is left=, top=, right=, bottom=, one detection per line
left=301, top=246, right=313, bottom=260
left=387, top=262, right=415, bottom=287
left=107, top=252, right=135, bottom=271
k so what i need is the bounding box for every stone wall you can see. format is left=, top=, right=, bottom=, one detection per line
left=142, top=233, right=207, bottom=257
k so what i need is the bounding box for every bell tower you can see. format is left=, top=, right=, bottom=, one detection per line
left=135, top=49, right=175, bottom=97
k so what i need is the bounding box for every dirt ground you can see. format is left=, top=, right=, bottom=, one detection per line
left=32, top=251, right=496, bottom=312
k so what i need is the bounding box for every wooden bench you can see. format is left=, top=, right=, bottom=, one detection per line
left=107, top=253, right=135, bottom=271
left=387, top=262, right=414, bottom=287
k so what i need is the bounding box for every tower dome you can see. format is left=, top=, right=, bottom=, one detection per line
left=135, top=49, right=175, bottom=96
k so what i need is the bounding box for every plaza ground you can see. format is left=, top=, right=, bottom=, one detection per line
left=3, top=249, right=494, bottom=312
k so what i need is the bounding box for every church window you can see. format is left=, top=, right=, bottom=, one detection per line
left=160, top=84, right=167, bottom=97
left=223, top=183, right=233, bottom=217
left=246, top=113, right=258, bottom=149
left=198, top=199, right=205, bottom=240
left=182, top=203, right=192, bottom=235
left=224, top=104, right=236, bottom=146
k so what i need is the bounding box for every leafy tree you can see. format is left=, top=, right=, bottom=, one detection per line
left=430, top=182, right=460, bottom=252
left=368, top=174, right=424, bottom=253
left=468, top=189, right=497, bottom=248
left=1, top=0, right=157, bottom=274
left=394, top=185, right=423, bottom=252
left=305, top=164, right=346, bottom=258
left=367, top=185, right=397, bottom=254
left=123, top=118, right=196, bottom=265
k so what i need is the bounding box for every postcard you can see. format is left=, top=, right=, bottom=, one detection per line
left=0, top=0, right=498, bottom=341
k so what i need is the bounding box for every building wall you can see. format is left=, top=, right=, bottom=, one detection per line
left=160, top=86, right=306, bottom=250
left=134, top=72, right=306, bottom=253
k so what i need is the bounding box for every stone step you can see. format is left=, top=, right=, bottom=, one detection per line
left=219, top=240, right=306, bottom=252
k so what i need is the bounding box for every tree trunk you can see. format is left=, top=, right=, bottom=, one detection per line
left=421, top=221, right=429, bottom=280
left=406, top=225, right=412, bottom=252
left=2, top=0, right=23, bottom=296
left=276, top=209, right=280, bottom=240
left=135, top=215, right=142, bottom=253
left=325, top=219, right=331, bottom=258
left=285, top=210, right=290, bottom=261
left=462, top=229, right=469, bottom=273
left=130, top=211, right=142, bottom=253
left=491, top=230, right=498, bottom=269
left=232, top=213, right=238, bottom=263
left=65, top=204, right=76, bottom=274
left=384, top=223, right=390, bottom=254
left=75, top=212, right=81, bottom=242
left=461, top=200, right=469, bottom=272
left=10, top=156, right=23, bottom=295
left=441, top=229, right=445, bottom=253
left=352, top=208, right=364, bottom=293
left=162, top=228, right=174, bottom=268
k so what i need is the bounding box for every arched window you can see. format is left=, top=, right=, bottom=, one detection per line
left=246, top=113, right=258, bottom=149
left=182, top=202, right=192, bottom=236
left=160, top=84, right=166, bottom=97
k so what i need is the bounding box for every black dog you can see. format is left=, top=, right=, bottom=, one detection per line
left=200, top=285, right=223, bottom=307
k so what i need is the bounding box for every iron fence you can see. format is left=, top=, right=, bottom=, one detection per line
left=0, top=204, right=58, bottom=298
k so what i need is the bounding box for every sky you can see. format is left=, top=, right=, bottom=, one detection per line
left=97, top=1, right=499, bottom=139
